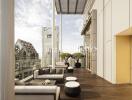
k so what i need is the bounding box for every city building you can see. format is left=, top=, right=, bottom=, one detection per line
left=15, top=39, right=40, bottom=79
left=42, top=27, right=60, bottom=67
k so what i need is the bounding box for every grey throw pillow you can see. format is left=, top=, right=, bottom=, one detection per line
left=50, top=69, right=56, bottom=74
left=15, top=81, right=25, bottom=85
left=56, top=69, right=63, bottom=74
left=44, top=68, right=50, bottom=74
left=38, top=69, right=45, bottom=75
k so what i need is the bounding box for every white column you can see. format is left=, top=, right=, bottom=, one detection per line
left=59, top=14, right=62, bottom=61
left=52, top=0, right=55, bottom=68
left=0, top=0, right=15, bottom=100
left=60, top=14, right=62, bottom=52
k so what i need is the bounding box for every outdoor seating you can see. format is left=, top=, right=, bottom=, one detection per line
left=34, top=68, right=64, bottom=83
left=15, top=85, right=60, bottom=100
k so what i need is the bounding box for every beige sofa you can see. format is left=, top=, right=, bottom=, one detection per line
left=15, top=86, right=60, bottom=100
left=34, top=68, right=64, bottom=80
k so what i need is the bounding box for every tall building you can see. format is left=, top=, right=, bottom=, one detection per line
left=42, top=27, right=59, bottom=67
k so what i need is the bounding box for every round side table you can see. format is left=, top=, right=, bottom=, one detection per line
left=65, top=76, right=77, bottom=81
left=64, top=81, right=81, bottom=97
left=67, top=67, right=74, bottom=73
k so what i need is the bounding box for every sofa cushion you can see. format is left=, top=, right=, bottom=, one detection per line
left=15, top=86, right=57, bottom=93
left=15, top=81, right=25, bottom=85
left=37, top=74, right=64, bottom=79
left=38, top=69, right=45, bottom=75
left=50, top=69, right=56, bottom=74
left=56, top=69, right=63, bottom=74
left=44, top=68, right=50, bottom=74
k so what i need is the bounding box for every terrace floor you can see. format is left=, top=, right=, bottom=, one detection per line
left=59, top=68, right=132, bottom=100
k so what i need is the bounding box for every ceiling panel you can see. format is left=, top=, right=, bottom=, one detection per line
left=69, top=0, right=77, bottom=13
left=55, top=0, right=88, bottom=14
left=61, top=0, right=68, bottom=13
left=76, top=0, right=87, bottom=13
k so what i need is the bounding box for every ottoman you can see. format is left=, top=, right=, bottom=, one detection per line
left=64, top=81, right=81, bottom=97
left=66, top=76, right=77, bottom=81
left=67, top=67, right=74, bottom=73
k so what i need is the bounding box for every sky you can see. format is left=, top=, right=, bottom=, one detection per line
left=15, top=0, right=84, bottom=58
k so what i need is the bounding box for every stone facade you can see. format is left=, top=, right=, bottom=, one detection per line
left=15, top=39, right=41, bottom=79
left=82, top=9, right=97, bottom=74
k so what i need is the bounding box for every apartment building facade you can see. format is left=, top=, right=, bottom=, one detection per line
left=83, top=0, right=132, bottom=84
left=42, top=27, right=60, bottom=67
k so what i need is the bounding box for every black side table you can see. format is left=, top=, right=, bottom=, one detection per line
left=64, top=81, right=81, bottom=97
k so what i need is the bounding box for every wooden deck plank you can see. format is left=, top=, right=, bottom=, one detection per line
left=59, top=68, right=132, bottom=100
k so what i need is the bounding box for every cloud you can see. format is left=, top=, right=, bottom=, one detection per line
left=15, top=0, right=84, bottom=57
left=15, top=0, right=53, bottom=58
left=15, top=0, right=52, bottom=27
left=15, top=26, right=42, bottom=57
left=58, top=15, right=84, bottom=53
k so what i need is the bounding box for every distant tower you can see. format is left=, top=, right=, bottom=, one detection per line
left=42, top=26, right=59, bottom=67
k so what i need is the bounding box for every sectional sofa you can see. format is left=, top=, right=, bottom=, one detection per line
left=34, top=68, right=65, bottom=82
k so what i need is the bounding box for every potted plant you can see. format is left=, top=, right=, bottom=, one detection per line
left=72, top=53, right=84, bottom=68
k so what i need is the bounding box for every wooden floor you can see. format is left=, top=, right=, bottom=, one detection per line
left=59, top=68, right=132, bottom=100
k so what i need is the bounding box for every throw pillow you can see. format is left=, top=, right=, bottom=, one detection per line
left=44, top=68, right=50, bottom=74
left=15, top=81, right=25, bottom=85
left=50, top=69, right=56, bottom=74
left=56, top=69, right=63, bottom=74
left=38, top=69, right=45, bottom=75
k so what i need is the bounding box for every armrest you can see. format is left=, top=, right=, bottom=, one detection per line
left=15, top=86, right=57, bottom=94
left=34, top=70, right=39, bottom=78
left=62, top=68, right=65, bottom=74
left=56, top=87, right=60, bottom=100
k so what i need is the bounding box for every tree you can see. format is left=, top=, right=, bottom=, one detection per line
left=60, top=53, right=71, bottom=60
left=72, top=52, right=84, bottom=59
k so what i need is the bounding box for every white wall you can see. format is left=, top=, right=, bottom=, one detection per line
left=104, top=0, right=109, bottom=5
left=104, top=0, right=112, bottom=82
left=112, top=0, right=129, bottom=34
left=97, top=12, right=104, bottom=77
left=130, top=0, right=132, bottom=26
left=95, top=0, right=104, bottom=78
left=98, top=0, right=103, bottom=14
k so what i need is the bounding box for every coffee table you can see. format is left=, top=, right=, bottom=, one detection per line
left=66, top=76, right=77, bottom=81
left=26, top=79, right=56, bottom=86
